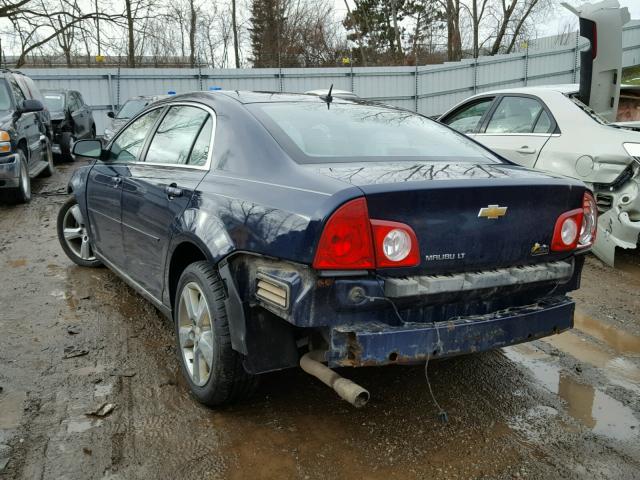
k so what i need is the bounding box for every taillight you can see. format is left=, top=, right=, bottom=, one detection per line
left=312, top=198, right=375, bottom=270
left=578, top=192, right=597, bottom=248
left=313, top=198, right=420, bottom=270
left=551, top=208, right=584, bottom=251
left=371, top=220, right=419, bottom=268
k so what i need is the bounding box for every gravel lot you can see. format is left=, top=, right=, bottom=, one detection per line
left=1, top=161, right=639, bottom=480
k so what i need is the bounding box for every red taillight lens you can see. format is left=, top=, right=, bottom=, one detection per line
left=312, top=198, right=375, bottom=270
left=551, top=208, right=584, bottom=251
left=371, top=220, right=420, bottom=268
left=579, top=191, right=597, bottom=248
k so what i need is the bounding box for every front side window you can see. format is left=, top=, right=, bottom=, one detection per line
left=145, top=106, right=210, bottom=166
left=485, top=96, right=548, bottom=134
left=444, top=98, right=494, bottom=133
left=109, top=108, right=162, bottom=163
left=10, top=80, right=26, bottom=104
left=249, top=102, right=500, bottom=164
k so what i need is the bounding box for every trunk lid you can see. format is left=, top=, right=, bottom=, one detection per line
left=312, top=162, right=586, bottom=274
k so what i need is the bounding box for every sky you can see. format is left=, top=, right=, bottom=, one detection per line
left=335, top=0, right=640, bottom=38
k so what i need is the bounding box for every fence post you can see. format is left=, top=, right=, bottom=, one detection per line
left=473, top=58, right=478, bottom=94
left=573, top=30, right=580, bottom=83
left=524, top=45, right=529, bottom=86
left=116, top=64, right=121, bottom=109
left=107, top=73, right=115, bottom=111
left=350, top=58, right=355, bottom=93
left=414, top=62, right=419, bottom=112
left=197, top=58, right=203, bottom=90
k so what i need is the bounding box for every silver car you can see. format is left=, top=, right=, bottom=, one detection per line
left=103, top=94, right=169, bottom=142
left=439, top=84, right=640, bottom=266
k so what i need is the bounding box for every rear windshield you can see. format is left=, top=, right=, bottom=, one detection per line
left=249, top=102, right=501, bottom=164
left=43, top=93, right=65, bottom=111
left=0, top=81, right=11, bottom=111
left=117, top=99, right=148, bottom=119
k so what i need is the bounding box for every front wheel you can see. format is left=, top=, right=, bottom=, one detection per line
left=174, top=261, right=257, bottom=406
left=5, top=149, right=31, bottom=204
left=57, top=196, right=102, bottom=267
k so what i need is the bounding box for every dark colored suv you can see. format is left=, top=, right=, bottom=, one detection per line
left=43, top=89, right=96, bottom=160
left=0, top=69, right=54, bottom=203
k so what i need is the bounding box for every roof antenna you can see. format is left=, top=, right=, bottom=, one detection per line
left=321, top=84, right=334, bottom=109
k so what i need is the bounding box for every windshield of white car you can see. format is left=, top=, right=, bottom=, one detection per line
left=250, top=102, right=502, bottom=164
left=116, top=99, right=148, bottom=119
left=43, top=94, right=65, bottom=112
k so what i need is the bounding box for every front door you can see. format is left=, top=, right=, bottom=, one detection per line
left=86, top=107, right=164, bottom=268
left=121, top=105, right=213, bottom=299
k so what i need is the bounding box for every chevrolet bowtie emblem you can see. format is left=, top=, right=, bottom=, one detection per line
left=478, top=205, right=508, bottom=219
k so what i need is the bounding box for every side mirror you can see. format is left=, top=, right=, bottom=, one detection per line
left=73, top=139, right=103, bottom=159
left=18, top=99, right=44, bottom=114
left=107, top=111, right=115, bottom=118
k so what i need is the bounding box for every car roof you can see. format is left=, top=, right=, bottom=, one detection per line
left=479, top=84, right=579, bottom=96
left=215, top=90, right=361, bottom=104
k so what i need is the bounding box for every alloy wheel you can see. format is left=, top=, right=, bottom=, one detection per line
left=62, top=204, right=95, bottom=261
left=178, top=282, right=214, bottom=387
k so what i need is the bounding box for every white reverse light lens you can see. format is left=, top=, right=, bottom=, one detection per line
left=382, top=229, right=411, bottom=261
left=561, top=218, right=578, bottom=246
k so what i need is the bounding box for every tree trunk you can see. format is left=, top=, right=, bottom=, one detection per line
left=390, top=0, right=403, bottom=63
left=506, top=0, right=539, bottom=53
left=189, top=0, right=196, bottom=67
left=491, top=0, right=517, bottom=55
left=125, top=0, right=135, bottom=67
left=446, top=0, right=462, bottom=61
left=231, top=0, right=240, bottom=68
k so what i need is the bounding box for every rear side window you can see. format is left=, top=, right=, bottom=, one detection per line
left=10, top=80, right=26, bottom=104
left=188, top=116, right=213, bottom=166
left=485, top=96, right=548, bottom=134
left=444, top=98, right=493, bottom=133
left=250, top=102, right=500, bottom=164
left=145, top=106, right=210, bottom=166
left=109, top=108, right=162, bottom=163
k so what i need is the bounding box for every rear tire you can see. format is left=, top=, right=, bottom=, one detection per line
left=174, top=261, right=258, bottom=406
left=5, top=149, right=31, bottom=204
left=57, top=196, right=102, bottom=267
left=60, top=131, right=75, bottom=161
left=39, top=140, right=54, bottom=178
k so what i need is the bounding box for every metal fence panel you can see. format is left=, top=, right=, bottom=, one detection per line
left=21, top=22, right=640, bottom=134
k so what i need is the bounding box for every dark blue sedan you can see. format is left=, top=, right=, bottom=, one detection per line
left=57, top=91, right=597, bottom=408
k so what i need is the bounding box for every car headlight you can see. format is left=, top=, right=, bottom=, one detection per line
left=0, top=130, right=11, bottom=154
left=623, top=143, right=640, bottom=164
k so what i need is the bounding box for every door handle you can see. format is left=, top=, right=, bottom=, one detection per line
left=516, top=146, right=537, bottom=154
left=112, top=176, right=122, bottom=188
left=165, top=184, right=183, bottom=198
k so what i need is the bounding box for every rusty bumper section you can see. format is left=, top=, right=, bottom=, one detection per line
left=328, top=296, right=574, bottom=367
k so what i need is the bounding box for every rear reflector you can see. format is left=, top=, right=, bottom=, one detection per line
left=256, top=274, right=289, bottom=309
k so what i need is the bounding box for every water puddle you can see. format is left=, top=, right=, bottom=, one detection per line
left=542, top=331, right=640, bottom=385
left=574, top=310, right=640, bottom=357
left=0, top=392, right=26, bottom=429
left=505, top=345, right=639, bottom=441
left=6, top=258, right=27, bottom=268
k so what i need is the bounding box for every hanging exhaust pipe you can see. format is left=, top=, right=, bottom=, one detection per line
left=300, top=350, right=370, bottom=408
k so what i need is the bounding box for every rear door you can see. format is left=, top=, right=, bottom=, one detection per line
left=474, top=95, right=555, bottom=168
left=120, top=103, right=213, bottom=299
left=86, top=107, right=164, bottom=269
left=69, top=92, right=88, bottom=139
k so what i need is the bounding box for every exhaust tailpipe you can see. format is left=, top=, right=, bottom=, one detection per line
left=300, top=351, right=370, bottom=408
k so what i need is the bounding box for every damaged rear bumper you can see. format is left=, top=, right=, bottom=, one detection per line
left=328, top=296, right=574, bottom=367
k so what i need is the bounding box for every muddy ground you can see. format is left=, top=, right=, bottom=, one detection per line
left=0, top=161, right=639, bottom=480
